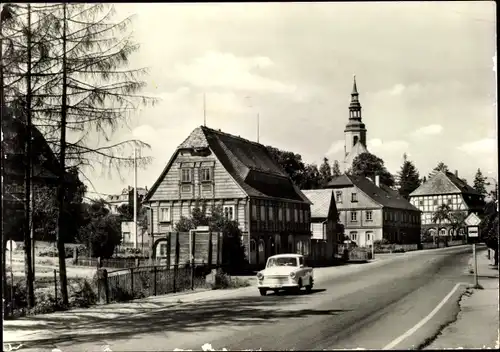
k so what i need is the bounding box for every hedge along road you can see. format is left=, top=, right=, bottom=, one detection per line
left=4, top=245, right=476, bottom=351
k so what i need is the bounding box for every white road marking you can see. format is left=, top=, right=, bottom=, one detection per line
left=382, top=282, right=469, bottom=350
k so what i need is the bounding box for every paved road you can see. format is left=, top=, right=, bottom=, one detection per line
left=10, top=245, right=476, bottom=351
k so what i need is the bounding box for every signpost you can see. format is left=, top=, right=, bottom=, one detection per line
left=6, top=240, right=17, bottom=314
left=464, top=213, right=482, bottom=288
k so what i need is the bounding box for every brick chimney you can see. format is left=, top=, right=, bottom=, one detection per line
left=375, top=174, right=380, bottom=187
left=455, top=170, right=458, bottom=177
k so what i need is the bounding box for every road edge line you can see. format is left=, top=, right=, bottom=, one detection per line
left=382, top=282, right=468, bottom=350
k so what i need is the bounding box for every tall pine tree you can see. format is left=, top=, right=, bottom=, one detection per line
left=473, top=168, right=487, bottom=195
left=397, top=153, right=421, bottom=200
left=319, top=157, right=332, bottom=188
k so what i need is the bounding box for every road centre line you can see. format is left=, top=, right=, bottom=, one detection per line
left=382, top=282, right=469, bottom=350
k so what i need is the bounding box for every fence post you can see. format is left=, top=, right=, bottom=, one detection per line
left=191, top=231, right=196, bottom=290
left=173, top=233, right=180, bottom=293
left=96, top=269, right=109, bottom=304
left=130, top=268, right=135, bottom=297
left=153, top=266, right=157, bottom=296
left=54, top=269, right=58, bottom=302
left=167, top=232, right=171, bottom=270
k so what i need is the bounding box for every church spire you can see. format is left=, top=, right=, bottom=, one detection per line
left=349, top=74, right=362, bottom=120
left=352, top=74, right=358, bottom=95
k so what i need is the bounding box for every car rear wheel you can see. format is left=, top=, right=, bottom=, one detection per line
left=305, top=277, right=314, bottom=293
left=259, top=288, right=267, bottom=296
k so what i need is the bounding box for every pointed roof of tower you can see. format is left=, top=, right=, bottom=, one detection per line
left=352, top=74, right=358, bottom=95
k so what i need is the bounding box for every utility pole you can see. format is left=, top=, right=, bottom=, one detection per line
left=257, top=113, right=260, bottom=144
left=203, top=93, right=206, bottom=127
left=133, top=147, right=138, bottom=249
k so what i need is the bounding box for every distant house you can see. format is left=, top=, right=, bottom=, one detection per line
left=409, top=170, right=484, bottom=239
left=105, top=186, right=148, bottom=214
left=301, top=189, right=341, bottom=264
left=143, top=126, right=312, bottom=266
left=325, top=174, right=421, bottom=246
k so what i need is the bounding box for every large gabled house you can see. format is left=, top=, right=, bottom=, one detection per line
left=409, top=170, right=484, bottom=239
left=325, top=174, right=421, bottom=246
left=143, top=126, right=312, bottom=266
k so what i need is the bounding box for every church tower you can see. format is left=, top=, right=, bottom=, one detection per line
left=344, top=75, right=368, bottom=171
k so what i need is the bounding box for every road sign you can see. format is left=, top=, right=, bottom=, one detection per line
left=464, top=212, right=481, bottom=226
left=467, top=226, right=479, bottom=237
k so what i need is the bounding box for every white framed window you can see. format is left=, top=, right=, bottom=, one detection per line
left=268, top=206, right=274, bottom=221
left=366, top=232, right=372, bottom=241
left=260, top=205, right=266, bottom=220
left=159, top=207, right=171, bottom=222
left=300, top=209, right=304, bottom=223
left=366, top=211, right=373, bottom=221
left=278, top=207, right=283, bottom=221
left=223, top=205, right=235, bottom=220
left=250, top=239, right=256, bottom=252
left=351, top=211, right=358, bottom=222
left=336, top=191, right=342, bottom=203
left=294, top=208, right=298, bottom=222
left=350, top=231, right=358, bottom=241
left=286, top=208, right=291, bottom=222
left=351, top=193, right=358, bottom=202
left=181, top=168, right=192, bottom=183
left=201, top=168, right=211, bottom=182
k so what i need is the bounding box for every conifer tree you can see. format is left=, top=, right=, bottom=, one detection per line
left=397, top=153, right=421, bottom=200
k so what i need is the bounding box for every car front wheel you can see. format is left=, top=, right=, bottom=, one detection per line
left=259, top=288, right=267, bottom=296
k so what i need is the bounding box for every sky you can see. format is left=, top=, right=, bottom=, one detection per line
left=81, top=2, right=497, bottom=199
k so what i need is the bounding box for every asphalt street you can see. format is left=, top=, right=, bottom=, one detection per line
left=8, top=245, right=476, bottom=351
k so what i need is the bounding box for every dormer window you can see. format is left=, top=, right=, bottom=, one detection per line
left=351, top=193, right=358, bottom=203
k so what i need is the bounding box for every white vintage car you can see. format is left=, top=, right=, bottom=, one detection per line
left=256, top=254, right=314, bottom=296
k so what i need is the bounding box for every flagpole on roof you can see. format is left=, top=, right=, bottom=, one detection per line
left=203, top=93, right=206, bottom=127
left=257, top=113, right=260, bottom=143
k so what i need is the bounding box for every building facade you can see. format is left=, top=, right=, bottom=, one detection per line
left=105, top=186, right=148, bottom=214
left=344, top=76, right=369, bottom=172
left=409, top=170, right=485, bottom=239
left=325, top=174, right=421, bottom=246
left=143, top=126, right=312, bottom=266
left=301, top=189, right=341, bottom=264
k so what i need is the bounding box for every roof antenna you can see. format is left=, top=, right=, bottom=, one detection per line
left=203, top=93, right=206, bottom=127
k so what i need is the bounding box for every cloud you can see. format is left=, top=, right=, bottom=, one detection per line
left=367, top=138, right=409, bottom=152
left=412, top=124, right=443, bottom=137
left=326, top=140, right=345, bottom=156
left=389, top=83, right=405, bottom=96
left=457, top=138, right=497, bottom=154
left=171, top=51, right=298, bottom=94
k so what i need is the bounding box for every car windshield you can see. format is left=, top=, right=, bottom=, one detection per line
left=266, top=257, right=298, bottom=268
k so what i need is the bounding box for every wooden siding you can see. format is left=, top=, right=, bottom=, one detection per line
left=249, top=198, right=311, bottom=235
left=150, top=199, right=249, bottom=234
left=149, top=149, right=247, bottom=202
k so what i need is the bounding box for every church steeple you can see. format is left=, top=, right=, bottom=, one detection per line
left=344, top=75, right=368, bottom=170
left=349, top=75, right=362, bottom=120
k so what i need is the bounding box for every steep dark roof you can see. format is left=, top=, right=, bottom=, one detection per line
left=410, top=171, right=481, bottom=197
left=145, top=126, right=311, bottom=204
left=2, top=109, right=60, bottom=182
left=327, top=174, right=420, bottom=211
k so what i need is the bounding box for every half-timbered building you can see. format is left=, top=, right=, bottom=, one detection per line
left=143, top=126, right=312, bottom=267
left=409, top=170, right=484, bottom=239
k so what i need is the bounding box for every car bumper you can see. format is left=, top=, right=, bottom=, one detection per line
left=257, top=283, right=299, bottom=289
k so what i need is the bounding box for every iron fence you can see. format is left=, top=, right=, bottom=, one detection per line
left=104, top=263, right=222, bottom=303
